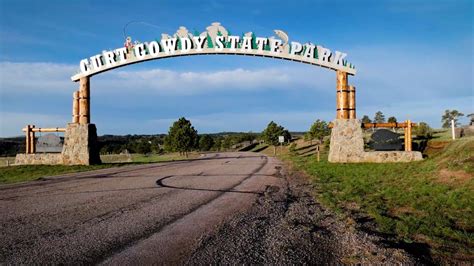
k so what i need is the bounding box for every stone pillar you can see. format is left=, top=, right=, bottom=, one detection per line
left=328, top=119, right=365, bottom=162
left=348, top=85, right=356, bottom=119
left=336, top=71, right=349, bottom=119
left=61, top=123, right=101, bottom=165
left=72, top=90, right=80, bottom=123
left=79, top=77, right=90, bottom=125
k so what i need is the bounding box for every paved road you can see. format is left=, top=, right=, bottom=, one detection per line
left=0, top=152, right=285, bottom=264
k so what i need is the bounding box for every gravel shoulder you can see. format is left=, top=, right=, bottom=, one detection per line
left=187, top=161, right=421, bottom=264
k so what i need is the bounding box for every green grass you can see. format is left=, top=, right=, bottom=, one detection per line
left=0, top=152, right=199, bottom=185
left=432, top=128, right=454, bottom=141
left=0, top=164, right=119, bottom=184
left=284, top=137, right=474, bottom=259
left=250, top=143, right=269, bottom=152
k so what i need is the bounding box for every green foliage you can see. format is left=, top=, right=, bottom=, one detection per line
left=0, top=164, right=116, bottom=184
left=261, top=121, right=291, bottom=145
left=307, top=119, right=330, bottom=142
left=466, top=113, right=474, bottom=126
left=98, top=135, right=164, bottom=155
left=136, top=140, right=151, bottom=154
left=373, top=111, right=385, bottom=123
left=414, top=122, right=433, bottom=139
left=361, top=115, right=372, bottom=123
left=199, top=134, right=214, bottom=151
left=212, top=136, right=223, bottom=151
left=164, top=117, right=198, bottom=155
left=387, top=116, right=397, bottom=123
left=441, top=109, right=464, bottom=128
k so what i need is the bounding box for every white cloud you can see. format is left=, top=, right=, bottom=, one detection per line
left=0, top=50, right=472, bottom=137
left=0, top=112, right=69, bottom=137
left=0, top=62, right=76, bottom=94
left=0, top=62, right=331, bottom=97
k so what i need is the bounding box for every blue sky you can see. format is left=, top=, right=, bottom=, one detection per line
left=0, top=0, right=472, bottom=137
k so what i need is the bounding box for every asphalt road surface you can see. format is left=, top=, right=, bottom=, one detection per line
left=0, top=152, right=418, bottom=264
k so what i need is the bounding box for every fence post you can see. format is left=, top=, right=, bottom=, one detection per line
left=30, top=125, right=36, bottom=154
left=405, top=120, right=412, bottom=152
left=25, top=125, right=31, bottom=154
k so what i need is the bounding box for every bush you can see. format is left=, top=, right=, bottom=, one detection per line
left=414, top=122, right=433, bottom=139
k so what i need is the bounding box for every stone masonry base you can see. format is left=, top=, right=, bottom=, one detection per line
left=15, top=123, right=101, bottom=166
left=328, top=119, right=423, bottom=163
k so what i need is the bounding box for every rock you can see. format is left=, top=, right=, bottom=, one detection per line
left=328, top=119, right=423, bottom=163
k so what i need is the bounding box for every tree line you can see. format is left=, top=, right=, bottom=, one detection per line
left=1, top=109, right=470, bottom=157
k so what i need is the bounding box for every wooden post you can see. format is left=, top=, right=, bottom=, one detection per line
left=407, top=120, right=412, bottom=151
left=404, top=120, right=412, bottom=151
left=348, top=85, right=356, bottom=119
left=25, top=125, right=31, bottom=154
left=336, top=71, right=349, bottom=119
left=72, top=90, right=80, bottom=123
left=79, top=76, right=90, bottom=124
left=29, top=125, right=36, bottom=154
left=316, top=145, right=320, bottom=162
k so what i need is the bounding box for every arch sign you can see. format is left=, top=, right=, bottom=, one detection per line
left=16, top=22, right=424, bottom=166
left=72, top=22, right=356, bottom=81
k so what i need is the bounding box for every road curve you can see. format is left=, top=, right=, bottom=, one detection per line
left=0, top=152, right=284, bottom=264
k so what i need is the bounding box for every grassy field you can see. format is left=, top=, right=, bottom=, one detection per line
left=432, top=128, right=455, bottom=141
left=0, top=152, right=199, bottom=185
left=0, top=164, right=120, bottom=184
left=283, top=137, right=473, bottom=261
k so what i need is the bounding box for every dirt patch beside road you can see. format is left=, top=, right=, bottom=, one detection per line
left=188, top=165, right=419, bottom=264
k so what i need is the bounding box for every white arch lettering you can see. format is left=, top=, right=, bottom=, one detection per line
left=72, top=23, right=356, bottom=81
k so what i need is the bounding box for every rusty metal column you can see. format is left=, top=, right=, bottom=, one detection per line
left=348, top=85, right=356, bottom=119
left=336, top=70, right=349, bottom=119
left=79, top=77, right=90, bottom=124
left=72, top=90, right=80, bottom=123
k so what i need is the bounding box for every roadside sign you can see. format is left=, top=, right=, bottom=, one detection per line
left=278, top=136, right=285, bottom=143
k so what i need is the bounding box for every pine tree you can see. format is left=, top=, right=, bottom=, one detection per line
left=387, top=116, right=397, bottom=123
left=373, top=111, right=385, bottom=123
left=261, top=121, right=290, bottom=155
left=164, top=117, right=198, bottom=157
left=198, top=135, right=214, bottom=151
left=441, top=109, right=464, bottom=128
left=361, top=115, right=371, bottom=123
left=307, top=119, right=330, bottom=144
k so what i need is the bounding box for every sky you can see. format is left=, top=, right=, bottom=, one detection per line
left=0, top=0, right=472, bottom=137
